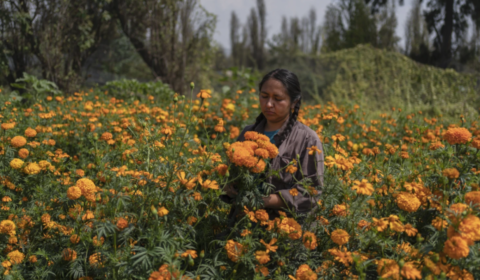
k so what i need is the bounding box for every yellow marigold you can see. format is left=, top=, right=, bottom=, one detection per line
left=7, top=250, right=25, bottom=265
left=404, top=223, right=418, bottom=237
left=442, top=168, right=460, bottom=179
left=376, top=259, right=400, bottom=279
left=38, top=160, right=53, bottom=171
left=24, top=162, right=41, bottom=175
left=62, top=248, right=77, bottom=261
left=351, top=179, right=374, bottom=195
left=396, top=192, right=421, bottom=212
left=429, top=141, right=445, bottom=150
left=401, top=262, right=422, bottom=280
left=116, top=217, right=128, bottom=230
left=25, top=127, right=37, bottom=137
left=443, top=236, right=469, bottom=259
left=290, top=264, right=317, bottom=280
left=331, top=229, right=350, bottom=246
left=10, top=158, right=24, bottom=169
left=302, top=231, right=317, bottom=250
left=1, top=123, right=15, bottom=130
left=465, top=191, right=480, bottom=207
left=10, top=136, right=27, bottom=148
left=0, top=220, right=16, bottom=235
left=158, top=207, right=169, bottom=217
left=67, top=186, right=82, bottom=200
left=443, top=127, right=472, bottom=145
left=224, top=240, right=244, bottom=262
left=82, top=210, right=95, bottom=221
left=18, top=148, right=29, bottom=159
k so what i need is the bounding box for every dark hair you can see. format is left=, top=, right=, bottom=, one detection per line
left=253, top=68, right=302, bottom=146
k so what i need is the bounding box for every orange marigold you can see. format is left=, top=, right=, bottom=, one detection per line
left=465, top=191, right=480, bottom=207
left=351, top=179, right=374, bottom=195
left=396, top=192, right=421, bottom=212
left=255, top=250, right=270, bottom=265
left=116, top=217, right=128, bottom=230
left=62, top=248, right=77, bottom=261
left=376, top=259, right=400, bottom=279
left=290, top=264, right=317, bottom=280
left=442, top=168, right=460, bottom=179
left=18, top=148, right=29, bottom=159
left=331, top=229, right=350, bottom=246
left=7, top=250, right=25, bottom=265
left=443, top=236, right=469, bottom=259
left=443, top=127, right=472, bottom=145
left=25, top=127, right=37, bottom=137
left=67, top=186, right=82, bottom=200
left=302, top=231, right=317, bottom=250
left=11, top=136, right=27, bottom=148
left=224, top=240, right=244, bottom=262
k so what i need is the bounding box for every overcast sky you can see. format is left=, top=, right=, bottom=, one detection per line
left=200, top=0, right=412, bottom=53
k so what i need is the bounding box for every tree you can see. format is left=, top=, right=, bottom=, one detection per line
left=404, top=0, right=431, bottom=63
left=113, top=0, right=216, bottom=94
left=0, top=0, right=113, bottom=90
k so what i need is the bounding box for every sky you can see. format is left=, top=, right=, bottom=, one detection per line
left=200, top=0, right=412, bottom=53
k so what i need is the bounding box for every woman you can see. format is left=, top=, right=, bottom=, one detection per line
left=221, top=69, right=324, bottom=221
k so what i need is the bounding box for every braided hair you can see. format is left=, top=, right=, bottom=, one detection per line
left=252, top=69, right=302, bottom=147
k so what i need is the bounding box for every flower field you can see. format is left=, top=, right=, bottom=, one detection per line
left=0, top=83, right=480, bottom=280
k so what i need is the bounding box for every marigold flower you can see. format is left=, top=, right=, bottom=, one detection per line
left=28, top=255, right=37, bottom=263
left=289, top=188, right=299, bottom=197
left=443, top=236, right=469, bottom=259
left=241, top=229, right=251, bottom=236
left=158, top=207, right=169, bottom=217
left=307, top=146, right=322, bottom=155
left=0, top=220, right=16, bottom=235
left=100, top=132, right=113, bottom=141
left=251, top=159, right=267, bottom=173
left=224, top=240, right=244, bottom=262
left=396, top=192, right=421, bottom=212
left=472, top=136, right=480, bottom=149
left=432, top=217, right=448, bottom=231
left=290, top=264, right=317, bottom=280
left=11, top=136, right=27, bottom=148
left=176, top=172, right=197, bottom=190
left=331, top=229, right=350, bottom=245
left=196, top=89, right=211, bottom=99
left=277, top=218, right=302, bottom=240
left=331, top=204, right=348, bottom=217
left=10, top=158, right=24, bottom=169
left=216, top=164, right=228, bottom=176
left=254, top=148, right=269, bottom=159
left=70, top=234, right=80, bottom=244
left=351, top=179, right=374, bottom=195
left=255, top=250, right=270, bottom=265
left=18, top=148, right=29, bottom=159
left=24, top=162, right=41, bottom=175
left=260, top=238, right=278, bottom=253
left=447, top=215, right=480, bottom=245
left=255, top=209, right=269, bottom=223
left=92, top=235, right=104, bottom=247
left=376, top=259, right=399, bottom=279
left=67, top=186, right=82, bottom=200
left=443, top=127, right=472, bottom=145
left=25, top=127, right=37, bottom=137
left=89, top=252, right=103, bottom=267
left=181, top=250, right=198, bottom=259
left=302, top=231, right=317, bottom=250
left=442, top=168, right=460, bottom=179
left=404, top=223, right=417, bottom=236
left=465, top=191, right=480, bottom=207
left=76, top=178, right=97, bottom=201
left=328, top=247, right=353, bottom=266
left=82, top=210, right=95, bottom=221
left=401, top=262, right=422, bottom=280
left=62, top=248, right=77, bottom=261
left=199, top=178, right=219, bottom=190
left=1, top=123, right=15, bottom=130
left=7, top=250, right=25, bottom=265
left=116, top=218, right=128, bottom=230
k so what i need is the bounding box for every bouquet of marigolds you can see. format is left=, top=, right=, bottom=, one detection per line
left=223, top=131, right=279, bottom=210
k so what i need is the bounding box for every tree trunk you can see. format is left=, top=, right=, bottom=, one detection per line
left=440, top=0, right=454, bottom=68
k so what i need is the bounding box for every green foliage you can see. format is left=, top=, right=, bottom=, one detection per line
left=103, top=79, right=175, bottom=100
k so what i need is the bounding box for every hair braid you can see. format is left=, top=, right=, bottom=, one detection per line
left=276, top=98, right=301, bottom=146
left=251, top=113, right=266, bottom=131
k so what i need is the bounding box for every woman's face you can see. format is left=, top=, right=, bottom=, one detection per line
left=259, top=78, right=295, bottom=126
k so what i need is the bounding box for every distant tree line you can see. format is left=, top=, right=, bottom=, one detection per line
left=226, top=0, right=479, bottom=72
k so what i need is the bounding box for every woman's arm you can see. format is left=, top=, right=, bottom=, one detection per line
left=263, top=194, right=287, bottom=209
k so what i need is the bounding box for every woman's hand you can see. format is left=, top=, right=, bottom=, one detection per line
left=223, top=184, right=238, bottom=198
left=262, top=194, right=287, bottom=209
